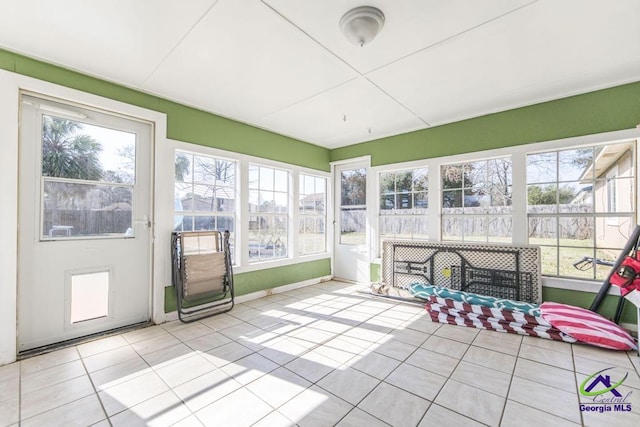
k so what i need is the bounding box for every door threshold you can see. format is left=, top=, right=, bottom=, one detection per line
left=17, top=321, right=152, bottom=360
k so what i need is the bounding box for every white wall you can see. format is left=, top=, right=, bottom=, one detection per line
left=0, top=69, right=169, bottom=365
left=0, top=71, right=19, bottom=365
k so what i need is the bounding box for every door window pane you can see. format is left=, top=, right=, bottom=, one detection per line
left=42, top=115, right=136, bottom=184
left=43, top=181, right=133, bottom=238
left=41, top=115, right=137, bottom=239
left=340, top=168, right=366, bottom=245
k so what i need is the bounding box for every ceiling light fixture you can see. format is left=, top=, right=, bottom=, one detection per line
left=339, top=6, right=385, bottom=47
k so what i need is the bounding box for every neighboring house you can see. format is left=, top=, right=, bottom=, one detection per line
left=582, top=142, right=635, bottom=250
left=299, top=192, right=325, bottom=212
left=178, top=186, right=234, bottom=212
left=570, top=185, right=592, bottom=206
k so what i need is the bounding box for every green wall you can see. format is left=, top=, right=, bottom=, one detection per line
left=349, top=82, right=640, bottom=324
left=370, top=263, right=381, bottom=284
left=331, top=81, right=640, bottom=166
left=165, top=258, right=330, bottom=312
left=0, top=48, right=330, bottom=171
left=0, top=48, right=332, bottom=309
left=5, top=48, right=640, bottom=322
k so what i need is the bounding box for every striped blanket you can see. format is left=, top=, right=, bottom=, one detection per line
left=425, top=295, right=577, bottom=343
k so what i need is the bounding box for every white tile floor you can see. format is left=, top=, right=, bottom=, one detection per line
left=2, top=280, right=640, bottom=426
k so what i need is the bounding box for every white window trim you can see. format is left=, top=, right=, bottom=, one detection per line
left=440, top=157, right=513, bottom=243
left=371, top=128, right=640, bottom=292
left=299, top=173, right=328, bottom=256
left=173, top=149, right=238, bottom=261
left=377, top=167, right=429, bottom=246
left=606, top=166, right=619, bottom=225
left=169, top=139, right=331, bottom=275
left=247, top=162, right=291, bottom=264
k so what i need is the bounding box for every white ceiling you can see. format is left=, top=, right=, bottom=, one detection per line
left=1, top=0, right=639, bottom=149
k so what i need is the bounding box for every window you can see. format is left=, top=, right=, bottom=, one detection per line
left=526, top=142, right=635, bottom=280
left=40, top=114, right=137, bottom=239
left=441, top=157, right=512, bottom=242
left=248, top=164, right=289, bottom=262
left=299, top=174, right=326, bottom=255
left=174, top=150, right=236, bottom=247
left=379, top=167, right=428, bottom=241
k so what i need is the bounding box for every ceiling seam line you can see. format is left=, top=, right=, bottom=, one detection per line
left=258, top=1, right=430, bottom=138
left=363, top=0, right=540, bottom=76
left=255, top=76, right=361, bottom=122
left=259, top=0, right=365, bottom=77
left=363, top=76, right=430, bottom=127
left=140, top=0, right=223, bottom=88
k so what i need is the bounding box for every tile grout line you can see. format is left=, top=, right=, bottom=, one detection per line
left=207, top=295, right=365, bottom=424
left=75, top=345, right=113, bottom=427
left=503, top=338, right=584, bottom=425
left=279, top=293, right=395, bottom=425
left=298, top=293, right=400, bottom=426
left=17, top=359, right=22, bottom=426
left=414, top=328, right=484, bottom=426
left=232, top=294, right=371, bottom=426
left=18, top=347, right=104, bottom=425
left=497, top=331, right=523, bottom=426
left=21, top=282, right=638, bottom=426
left=160, top=319, right=218, bottom=426
left=362, top=325, right=435, bottom=426
left=110, top=328, right=199, bottom=425
left=571, top=343, right=585, bottom=426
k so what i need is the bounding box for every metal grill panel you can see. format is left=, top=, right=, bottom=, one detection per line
left=381, top=240, right=542, bottom=303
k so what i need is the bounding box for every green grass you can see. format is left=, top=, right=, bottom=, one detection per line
left=529, top=238, right=618, bottom=280
left=374, top=232, right=620, bottom=282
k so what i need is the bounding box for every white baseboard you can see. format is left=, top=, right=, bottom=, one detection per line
left=160, top=275, right=333, bottom=324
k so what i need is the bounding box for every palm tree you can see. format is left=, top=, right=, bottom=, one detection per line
left=41, top=116, right=104, bottom=231
left=42, top=115, right=103, bottom=180
left=175, top=153, right=190, bottom=181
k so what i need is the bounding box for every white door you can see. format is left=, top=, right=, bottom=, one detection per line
left=18, top=95, right=153, bottom=352
left=333, top=160, right=370, bottom=282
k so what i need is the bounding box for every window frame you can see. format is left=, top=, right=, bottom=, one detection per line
left=36, top=106, right=143, bottom=241
left=440, top=156, right=513, bottom=243
left=525, top=142, right=635, bottom=281
left=173, top=149, right=238, bottom=268
left=298, top=173, right=327, bottom=256
left=170, top=140, right=331, bottom=274
left=371, top=129, right=639, bottom=293
left=247, top=163, right=291, bottom=263
left=377, top=166, right=429, bottom=244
